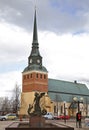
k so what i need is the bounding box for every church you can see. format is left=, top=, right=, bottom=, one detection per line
left=20, top=9, right=89, bottom=117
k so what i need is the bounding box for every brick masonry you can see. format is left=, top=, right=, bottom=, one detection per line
left=22, top=72, right=48, bottom=92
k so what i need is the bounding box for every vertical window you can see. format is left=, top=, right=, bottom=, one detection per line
left=44, top=74, right=46, bottom=79
left=30, top=74, right=32, bottom=78
left=36, top=73, right=38, bottom=78
left=61, top=106, right=63, bottom=113
left=54, top=106, right=56, bottom=113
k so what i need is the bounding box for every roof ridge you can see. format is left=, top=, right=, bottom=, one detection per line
left=48, top=78, right=86, bottom=86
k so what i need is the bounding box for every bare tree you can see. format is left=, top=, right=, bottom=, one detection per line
left=1, top=97, right=11, bottom=114
left=11, top=83, right=21, bottom=114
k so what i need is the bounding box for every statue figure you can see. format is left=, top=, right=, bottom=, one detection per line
left=33, top=92, right=45, bottom=114
left=28, top=92, right=47, bottom=116
left=27, top=104, right=33, bottom=115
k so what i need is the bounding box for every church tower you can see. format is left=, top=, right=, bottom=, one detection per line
left=22, top=9, right=48, bottom=92
left=19, top=9, right=53, bottom=116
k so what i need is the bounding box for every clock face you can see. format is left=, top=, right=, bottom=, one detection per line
left=30, top=59, right=32, bottom=63
left=37, top=59, right=40, bottom=63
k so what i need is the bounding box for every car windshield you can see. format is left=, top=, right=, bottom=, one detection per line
left=6, top=114, right=11, bottom=116
left=6, top=113, right=16, bottom=116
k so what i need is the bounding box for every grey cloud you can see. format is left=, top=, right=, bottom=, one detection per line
left=0, top=0, right=89, bottom=33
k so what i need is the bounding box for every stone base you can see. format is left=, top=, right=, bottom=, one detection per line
left=29, top=116, right=45, bottom=127
left=5, top=121, right=74, bottom=130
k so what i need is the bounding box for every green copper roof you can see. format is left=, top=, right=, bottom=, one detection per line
left=48, top=78, right=89, bottom=103
left=23, top=64, right=48, bottom=72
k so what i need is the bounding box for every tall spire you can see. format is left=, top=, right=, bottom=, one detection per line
left=23, top=6, right=48, bottom=73
left=28, top=8, right=42, bottom=66
left=32, top=8, right=38, bottom=45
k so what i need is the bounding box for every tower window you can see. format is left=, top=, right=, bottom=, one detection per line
left=44, top=75, right=46, bottom=79
left=36, top=73, right=38, bottom=78
left=30, top=74, right=32, bottom=78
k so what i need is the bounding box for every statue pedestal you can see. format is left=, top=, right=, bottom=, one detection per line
left=29, top=116, right=45, bottom=127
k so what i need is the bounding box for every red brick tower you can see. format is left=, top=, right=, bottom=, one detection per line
left=22, top=9, right=48, bottom=93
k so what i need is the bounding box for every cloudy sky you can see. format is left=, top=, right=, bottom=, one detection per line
left=0, top=0, right=89, bottom=97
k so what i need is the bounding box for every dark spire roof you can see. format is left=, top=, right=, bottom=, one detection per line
left=32, top=9, right=38, bottom=47
left=30, top=8, right=40, bottom=57
left=23, top=8, right=48, bottom=73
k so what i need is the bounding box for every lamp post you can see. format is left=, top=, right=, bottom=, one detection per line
left=73, top=97, right=83, bottom=128
left=64, top=101, right=66, bottom=123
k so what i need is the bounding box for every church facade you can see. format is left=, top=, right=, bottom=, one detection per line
left=20, top=10, right=89, bottom=117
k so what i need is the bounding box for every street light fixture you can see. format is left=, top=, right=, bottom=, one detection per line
left=73, top=97, right=83, bottom=128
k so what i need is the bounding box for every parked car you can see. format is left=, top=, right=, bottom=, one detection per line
left=85, top=116, right=89, bottom=127
left=54, top=115, right=70, bottom=120
left=0, top=113, right=17, bottom=121
left=43, top=112, right=54, bottom=120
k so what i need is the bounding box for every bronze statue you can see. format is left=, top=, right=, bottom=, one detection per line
left=27, top=104, right=33, bottom=115
left=28, top=92, right=47, bottom=116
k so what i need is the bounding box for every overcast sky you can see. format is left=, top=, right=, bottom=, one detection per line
left=0, top=0, right=89, bottom=97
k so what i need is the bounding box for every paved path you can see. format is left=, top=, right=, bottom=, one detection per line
left=0, top=121, right=13, bottom=130
left=0, top=119, right=89, bottom=130
left=47, top=119, right=89, bottom=130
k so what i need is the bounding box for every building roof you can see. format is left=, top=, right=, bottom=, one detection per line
left=23, top=64, right=48, bottom=72
left=48, top=78, right=89, bottom=103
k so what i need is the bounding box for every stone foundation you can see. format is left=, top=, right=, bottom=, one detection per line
left=5, top=121, right=74, bottom=130
left=29, top=116, right=45, bottom=127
